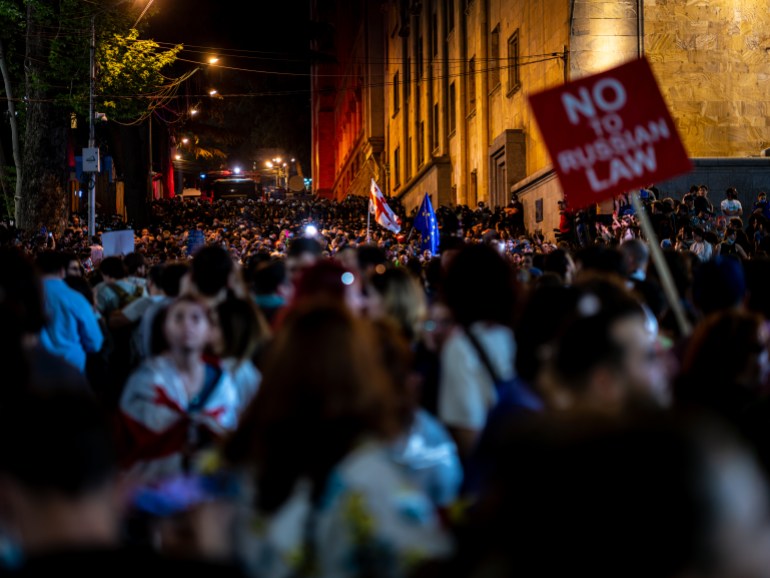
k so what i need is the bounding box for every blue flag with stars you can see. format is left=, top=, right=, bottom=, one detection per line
left=415, top=192, right=440, bottom=256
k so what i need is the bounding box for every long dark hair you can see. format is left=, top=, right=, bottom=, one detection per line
left=223, top=302, right=400, bottom=513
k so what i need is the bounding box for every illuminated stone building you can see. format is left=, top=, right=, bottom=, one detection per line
left=311, top=0, right=770, bottom=236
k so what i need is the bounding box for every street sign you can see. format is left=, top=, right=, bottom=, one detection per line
left=528, top=56, right=691, bottom=209
left=82, top=147, right=100, bottom=172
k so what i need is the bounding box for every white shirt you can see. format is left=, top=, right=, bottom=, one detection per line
left=438, top=322, right=516, bottom=431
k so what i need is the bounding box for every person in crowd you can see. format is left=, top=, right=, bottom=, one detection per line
left=372, top=318, right=463, bottom=512
left=123, top=252, right=149, bottom=295
left=35, top=250, right=104, bottom=375
left=221, top=302, right=452, bottom=578
left=0, top=248, right=89, bottom=394
left=187, top=245, right=240, bottom=307
left=117, top=295, right=252, bottom=484
left=539, top=274, right=671, bottom=413
left=716, top=227, right=748, bottom=259
left=210, top=294, right=268, bottom=390
left=249, top=259, right=291, bottom=329
left=135, top=261, right=190, bottom=363
left=437, top=243, right=521, bottom=461
left=752, top=190, right=770, bottom=221
left=429, top=412, right=770, bottom=578
left=0, top=390, right=249, bottom=577
left=284, top=236, right=323, bottom=290
left=690, top=226, right=713, bottom=262
left=674, top=309, right=770, bottom=426
left=721, top=186, right=743, bottom=218
left=366, top=266, right=428, bottom=346
left=93, top=256, right=143, bottom=318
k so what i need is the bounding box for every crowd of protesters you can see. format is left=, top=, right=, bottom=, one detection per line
left=2, top=184, right=770, bottom=578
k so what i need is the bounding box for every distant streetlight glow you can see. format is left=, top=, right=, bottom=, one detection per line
left=208, top=57, right=219, bottom=64
left=175, top=154, right=181, bottom=160
left=190, top=109, right=198, bottom=116
left=181, top=137, right=189, bottom=144
left=234, top=167, right=241, bottom=174
left=209, top=89, right=218, bottom=96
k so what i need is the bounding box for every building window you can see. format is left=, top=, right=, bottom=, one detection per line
left=449, top=82, right=457, bottom=134
left=447, top=0, right=455, bottom=34
left=491, top=147, right=506, bottom=207
left=489, top=25, right=500, bottom=91
left=393, top=70, right=400, bottom=114
left=432, top=12, right=438, bottom=57
left=417, top=36, right=424, bottom=81
left=507, top=29, right=521, bottom=96
left=419, top=121, right=425, bottom=167
left=407, top=137, right=412, bottom=179
left=405, top=58, right=411, bottom=101
left=432, top=102, right=439, bottom=150
left=394, top=146, right=401, bottom=187
left=467, top=57, right=476, bottom=113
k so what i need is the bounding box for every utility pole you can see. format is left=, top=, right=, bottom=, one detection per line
left=87, top=16, right=97, bottom=240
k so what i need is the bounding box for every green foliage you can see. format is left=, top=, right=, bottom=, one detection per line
left=96, top=30, right=182, bottom=121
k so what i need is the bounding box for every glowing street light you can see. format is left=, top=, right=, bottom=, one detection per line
left=208, top=56, right=219, bottom=65
left=209, top=89, right=218, bottom=96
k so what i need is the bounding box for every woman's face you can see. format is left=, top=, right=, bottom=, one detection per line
left=164, top=301, right=211, bottom=353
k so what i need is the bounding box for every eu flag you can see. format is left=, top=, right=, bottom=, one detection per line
left=415, top=193, right=440, bottom=256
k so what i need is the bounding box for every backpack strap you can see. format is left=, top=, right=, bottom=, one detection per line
left=464, top=326, right=503, bottom=391
left=107, top=282, right=131, bottom=308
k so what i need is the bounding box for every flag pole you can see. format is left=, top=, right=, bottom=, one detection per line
left=630, top=192, right=691, bottom=337
left=366, top=198, right=371, bottom=244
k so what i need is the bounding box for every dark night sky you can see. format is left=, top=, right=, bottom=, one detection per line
left=148, top=0, right=311, bottom=51
left=143, top=0, right=313, bottom=168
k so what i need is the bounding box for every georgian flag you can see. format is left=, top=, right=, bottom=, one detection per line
left=370, top=179, right=401, bottom=234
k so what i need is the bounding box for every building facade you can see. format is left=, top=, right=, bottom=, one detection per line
left=311, top=0, right=770, bottom=237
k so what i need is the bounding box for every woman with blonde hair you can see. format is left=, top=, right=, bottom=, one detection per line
left=366, top=266, right=428, bottom=344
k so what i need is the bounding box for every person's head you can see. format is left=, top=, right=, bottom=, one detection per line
left=211, top=295, right=270, bottom=363
left=693, top=227, right=705, bottom=241
left=541, top=248, right=576, bottom=285
left=190, top=245, right=234, bottom=299
left=698, top=184, right=709, bottom=197
left=453, top=411, right=770, bottom=578
left=0, top=390, right=121, bottom=553
left=123, top=252, right=147, bottom=277
left=620, top=238, right=650, bottom=276
left=151, top=295, right=213, bottom=356
left=0, top=247, right=46, bottom=335
left=61, top=252, right=82, bottom=278
left=442, top=242, right=519, bottom=328
left=35, top=250, right=66, bottom=277
left=758, top=191, right=767, bottom=203
left=726, top=187, right=738, bottom=200
left=285, top=237, right=323, bottom=285
left=291, top=258, right=365, bottom=315
left=222, top=302, right=400, bottom=513
left=676, top=309, right=769, bottom=412
left=542, top=276, right=668, bottom=412
left=252, top=259, right=289, bottom=297
left=145, top=264, right=164, bottom=295
left=692, top=256, right=746, bottom=317
left=366, top=266, right=427, bottom=343
left=159, top=261, right=190, bottom=297
left=98, top=256, right=127, bottom=282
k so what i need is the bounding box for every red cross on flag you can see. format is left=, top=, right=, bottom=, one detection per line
left=370, top=179, right=401, bottom=234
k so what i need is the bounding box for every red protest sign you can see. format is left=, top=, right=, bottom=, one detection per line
left=528, top=57, right=691, bottom=209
